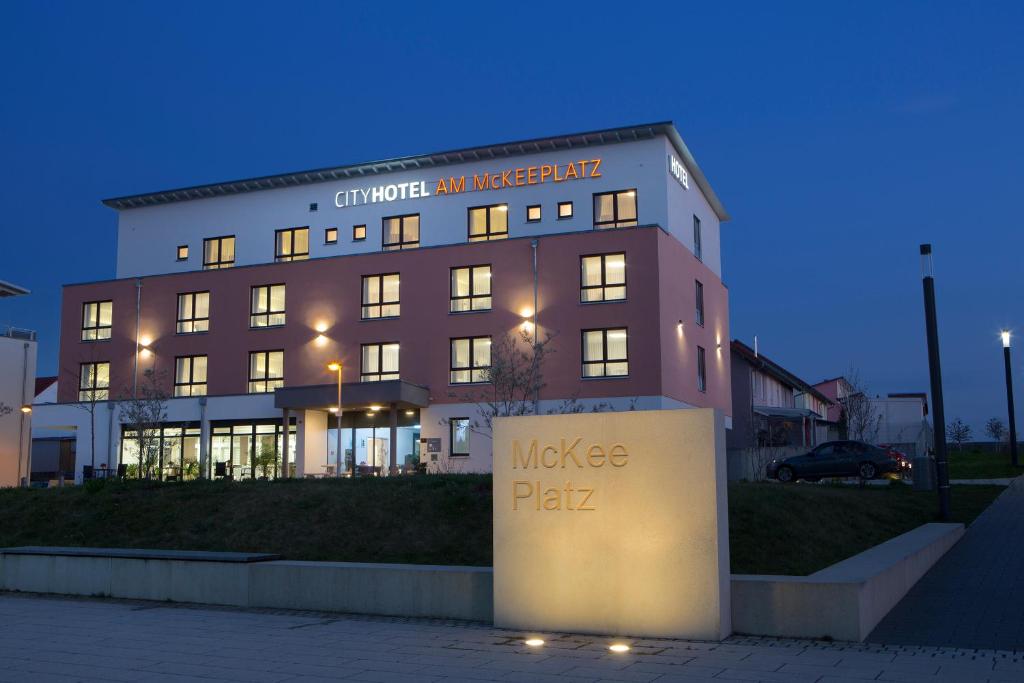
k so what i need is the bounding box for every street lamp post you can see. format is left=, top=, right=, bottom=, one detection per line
left=1002, top=331, right=1019, bottom=467
left=327, top=362, right=343, bottom=478
left=920, top=244, right=951, bottom=521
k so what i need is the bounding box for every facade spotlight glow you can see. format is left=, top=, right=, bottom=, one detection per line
left=609, top=643, right=630, bottom=653
left=1003, top=330, right=1011, bottom=348
left=519, top=306, right=534, bottom=319
left=524, top=638, right=544, bottom=647
left=314, top=321, right=329, bottom=333
left=314, top=334, right=328, bottom=347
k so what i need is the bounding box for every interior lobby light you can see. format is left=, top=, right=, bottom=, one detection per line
left=404, top=410, right=414, bottom=416
left=329, top=406, right=339, bottom=414
left=369, top=404, right=382, bottom=411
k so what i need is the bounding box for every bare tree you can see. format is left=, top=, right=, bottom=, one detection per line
left=62, top=348, right=107, bottom=476
left=946, top=418, right=972, bottom=453
left=118, top=368, right=169, bottom=479
left=985, top=417, right=1007, bottom=449
left=838, top=368, right=881, bottom=443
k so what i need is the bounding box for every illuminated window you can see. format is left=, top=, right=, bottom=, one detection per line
left=353, top=224, right=366, bottom=241
left=582, top=328, right=628, bottom=378
left=450, top=417, right=470, bottom=456
left=360, top=342, right=400, bottom=382
left=176, top=245, right=189, bottom=261
left=81, top=300, right=113, bottom=341
left=468, top=204, right=508, bottom=242
left=593, top=189, right=638, bottom=229
left=558, top=201, right=573, bottom=219
left=383, top=214, right=419, bottom=251
left=697, top=345, right=707, bottom=392
left=203, top=236, right=235, bottom=270
left=174, top=355, right=208, bottom=397
left=450, top=265, right=491, bottom=312
left=275, top=227, right=309, bottom=262
left=325, top=227, right=338, bottom=244
left=361, top=273, right=400, bottom=319
left=695, top=280, right=705, bottom=327
left=450, top=336, right=490, bottom=384
left=250, top=284, right=286, bottom=328
left=176, top=292, right=210, bottom=334
left=693, top=215, right=702, bottom=261
left=79, top=361, right=110, bottom=401
left=248, top=350, right=284, bottom=393
left=580, top=254, right=625, bottom=303
left=527, top=205, right=541, bottom=223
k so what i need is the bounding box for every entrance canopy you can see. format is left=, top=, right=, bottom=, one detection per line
left=274, top=380, right=429, bottom=413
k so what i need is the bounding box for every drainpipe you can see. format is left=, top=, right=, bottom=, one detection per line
left=133, top=278, right=142, bottom=397
left=18, top=341, right=29, bottom=487
left=531, top=239, right=539, bottom=413
left=107, top=401, right=114, bottom=470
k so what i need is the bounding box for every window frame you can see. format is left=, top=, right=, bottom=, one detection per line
left=361, top=273, right=400, bottom=320
left=274, top=227, right=309, bottom=262
left=324, top=227, right=338, bottom=244
left=581, top=327, right=629, bottom=378
left=176, top=245, right=189, bottom=261
left=250, top=284, right=286, bottom=329
left=695, top=280, right=705, bottom=327
left=176, top=291, right=210, bottom=335
left=174, top=355, right=208, bottom=397
left=449, top=264, right=492, bottom=313
left=353, top=224, right=367, bottom=241
left=467, top=204, right=509, bottom=242
left=450, top=417, right=471, bottom=457
left=203, top=235, right=235, bottom=270
left=450, top=336, right=491, bottom=385
left=382, top=214, right=420, bottom=251
left=78, top=361, right=110, bottom=401
left=579, top=253, right=626, bottom=303
left=593, top=189, right=639, bottom=229
left=360, top=342, right=400, bottom=382
left=693, top=215, right=703, bottom=261
left=557, top=201, right=573, bottom=220
left=526, top=205, right=541, bottom=223
left=248, top=350, right=284, bottom=394
left=81, top=300, right=113, bottom=341
left=697, top=345, right=707, bottom=393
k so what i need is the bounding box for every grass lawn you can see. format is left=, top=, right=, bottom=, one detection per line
left=947, top=448, right=1023, bottom=479
left=0, top=476, right=1005, bottom=576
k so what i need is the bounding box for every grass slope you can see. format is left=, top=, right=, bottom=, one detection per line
left=0, top=477, right=1005, bottom=575
left=948, top=448, right=1023, bottom=479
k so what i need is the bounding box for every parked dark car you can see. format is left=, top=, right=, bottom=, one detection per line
left=766, top=440, right=900, bottom=482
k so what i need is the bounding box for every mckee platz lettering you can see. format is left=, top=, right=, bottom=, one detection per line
left=334, top=181, right=431, bottom=208
left=508, top=437, right=628, bottom=512
left=435, top=159, right=602, bottom=195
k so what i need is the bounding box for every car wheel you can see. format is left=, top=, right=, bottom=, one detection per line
left=859, top=462, right=877, bottom=480
left=776, top=466, right=795, bottom=483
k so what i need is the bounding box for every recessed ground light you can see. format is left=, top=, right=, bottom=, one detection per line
left=609, top=643, right=630, bottom=653
left=524, top=638, right=544, bottom=647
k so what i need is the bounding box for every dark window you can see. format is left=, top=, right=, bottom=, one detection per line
left=558, top=201, right=573, bottom=219
left=695, top=280, right=705, bottom=327
left=361, top=274, right=400, bottom=319
left=353, top=224, right=366, bottom=241
left=203, top=236, right=235, bottom=270
left=360, top=342, right=400, bottom=382
left=582, top=328, right=628, bottom=378
left=79, top=362, right=110, bottom=401
left=325, top=227, right=338, bottom=244
left=593, top=189, right=638, bottom=229
left=450, top=265, right=492, bottom=312
left=450, top=336, right=491, bottom=384
left=468, top=204, right=508, bottom=242
left=693, top=215, right=702, bottom=261
left=383, top=214, right=419, bottom=251
left=174, top=355, right=208, bottom=397
left=275, top=227, right=309, bottom=262
left=176, top=292, right=210, bottom=334
left=527, top=205, right=541, bottom=223
left=248, top=350, right=284, bottom=393
left=81, top=300, right=113, bottom=341
left=580, top=253, right=626, bottom=302
left=176, top=245, right=189, bottom=261
left=309, top=202, right=318, bottom=212
left=697, top=345, right=707, bottom=392
left=250, top=284, right=286, bottom=328
left=450, top=417, right=470, bottom=456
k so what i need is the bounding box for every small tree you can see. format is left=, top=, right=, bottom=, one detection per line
left=985, top=417, right=1007, bottom=448
left=62, top=346, right=108, bottom=475
left=839, top=368, right=882, bottom=443
left=946, top=418, right=972, bottom=452
left=119, top=368, right=169, bottom=479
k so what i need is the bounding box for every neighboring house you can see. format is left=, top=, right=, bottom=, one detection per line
left=870, top=392, right=932, bottom=457
left=812, top=376, right=853, bottom=425
left=0, top=280, right=37, bottom=487
left=727, top=340, right=832, bottom=450
left=30, top=377, right=76, bottom=483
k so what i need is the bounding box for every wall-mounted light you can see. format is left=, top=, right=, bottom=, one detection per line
left=676, top=320, right=684, bottom=337
left=20, top=405, right=32, bottom=414
left=314, top=334, right=329, bottom=347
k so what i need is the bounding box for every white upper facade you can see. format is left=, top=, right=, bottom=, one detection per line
left=108, top=124, right=729, bottom=280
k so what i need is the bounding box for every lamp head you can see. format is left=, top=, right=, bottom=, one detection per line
left=327, top=362, right=341, bottom=372
left=1002, top=330, right=1011, bottom=348
left=20, top=404, right=32, bottom=414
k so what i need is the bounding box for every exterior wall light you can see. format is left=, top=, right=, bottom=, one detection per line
left=314, top=334, right=328, bottom=347
left=315, top=321, right=329, bottom=333
left=20, top=405, right=32, bottom=414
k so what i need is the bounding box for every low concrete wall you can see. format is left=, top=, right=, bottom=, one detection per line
left=731, top=523, right=964, bottom=641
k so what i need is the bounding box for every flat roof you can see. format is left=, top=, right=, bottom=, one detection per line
left=101, top=122, right=730, bottom=221
left=0, top=280, right=30, bottom=297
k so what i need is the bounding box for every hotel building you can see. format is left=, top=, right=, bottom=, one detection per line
left=33, top=122, right=731, bottom=481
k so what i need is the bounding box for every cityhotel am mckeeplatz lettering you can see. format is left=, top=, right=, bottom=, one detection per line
left=334, top=158, right=604, bottom=208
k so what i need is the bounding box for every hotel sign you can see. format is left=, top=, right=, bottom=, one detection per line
left=669, top=154, right=689, bottom=190
left=334, top=159, right=602, bottom=208
left=492, top=409, right=731, bottom=640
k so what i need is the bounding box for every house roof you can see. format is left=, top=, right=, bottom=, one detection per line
left=731, top=340, right=832, bottom=404
left=0, top=280, right=30, bottom=297
left=35, top=376, right=57, bottom=397
left=100, top=122, right=730, bottom=220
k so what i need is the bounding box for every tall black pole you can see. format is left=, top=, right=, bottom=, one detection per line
left=1004, top=339, right=1019, bottom=467
left=920, top=244, right=951, bottom=521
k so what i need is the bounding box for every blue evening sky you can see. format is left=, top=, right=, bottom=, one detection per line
left=1, top=1, right=1021, bottom=433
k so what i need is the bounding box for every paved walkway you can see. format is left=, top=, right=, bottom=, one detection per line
left=1, top=594, right=1023, bottom=682
left=868, top=476, right=1024, bottom=650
